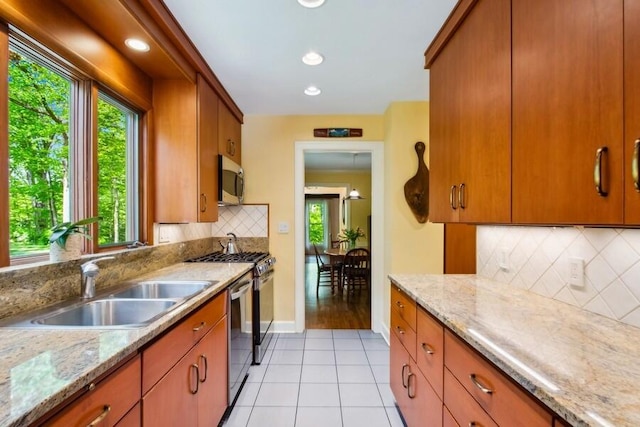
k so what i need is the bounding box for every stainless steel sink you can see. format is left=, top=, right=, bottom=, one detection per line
left=109, top=280, right=215, bottom=300
left=31, top=298, right=178, bottom=328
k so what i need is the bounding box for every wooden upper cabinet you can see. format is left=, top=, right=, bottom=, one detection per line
left=512, top=0, right=624, bottom=225
left=154, top=75, right=219, bottom=223
left=624, top=0, right=640, bottom=224
left=218, top=99, right=242, bottom=165
left=427, top=0, right=511, bottom=224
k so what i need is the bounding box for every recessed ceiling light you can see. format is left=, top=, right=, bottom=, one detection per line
left=302, top=52, right=324, bottom=66
left=304, top=86, right=321, bottom=96
left=297, top=0, right=325, bottom=8
left=125, top=38, right=150, bottom=52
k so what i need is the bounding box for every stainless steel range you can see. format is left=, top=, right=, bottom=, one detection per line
left=186, top=251, right=276, bottom=365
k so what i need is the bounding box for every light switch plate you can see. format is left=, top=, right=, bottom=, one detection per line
left=278, top=221, right=290, bottom=234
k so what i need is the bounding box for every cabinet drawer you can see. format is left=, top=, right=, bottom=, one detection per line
left=116, top=402, right=140, bottom=427
left=45, top=355, right=141, bottom=427
left=391, top=284, right=416, bottom=331
left=391, top=306, right=416, bottom=360
left=444, top=367, right=497, bottom=427
left=142, top=292, right=227, bottom=393
left=416, top=307, right=444, bottom=399
left=443, top=405, right=460, bottom=427
left=444, top=331, right=552, bottom=427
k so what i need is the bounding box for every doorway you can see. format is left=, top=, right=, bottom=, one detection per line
left=294, top=141, right=384, bottom=333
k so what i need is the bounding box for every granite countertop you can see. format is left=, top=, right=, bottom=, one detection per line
left=388, top=274, right=640, bottom=427
left=0, top=262, right=253, bottom=427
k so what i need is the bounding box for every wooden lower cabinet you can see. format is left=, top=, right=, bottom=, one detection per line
left=44, top=356, right=141, bottom=427
left=444, top=368, right=497, bottom=427
left=443, top=406, right=459, bottom=427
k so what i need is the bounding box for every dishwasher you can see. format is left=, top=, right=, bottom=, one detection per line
left=226, top=271, right=253, bottom=413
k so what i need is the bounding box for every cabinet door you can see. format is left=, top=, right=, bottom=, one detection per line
left=512, top=0, right=624, bottom=224
left=429, top=0, right=511, bottom=223
left=390, top=330, right=411, bottom=423
left=142, top=345, right=200, bottom=427
left=218, top=100, right=242, bottom=165
left=624, top=0, right=640, bottom=224
left=197, top=75, right=219, bottom=222
left=197, top=316, right=228, bottom=427
left=406, top=360, right=442, bottom=427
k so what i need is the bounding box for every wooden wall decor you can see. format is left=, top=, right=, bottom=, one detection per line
left=313, top=128, right=363, bottom=137
left=404, top=141, right=430, bottom=223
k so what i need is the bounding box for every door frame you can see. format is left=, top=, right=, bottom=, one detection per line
left=294, top=140, right=385, bottom=333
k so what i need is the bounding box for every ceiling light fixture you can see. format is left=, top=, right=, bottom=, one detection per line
left=304, top=86, right=321, bottom=96
left=302, top=52, right=324, bottom=66
left=124, top=38, right=150, bottom=52
left=297, top=0, right=325, bottom=8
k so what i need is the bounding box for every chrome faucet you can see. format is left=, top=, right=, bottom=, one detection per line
left=80, top=256, right=115, bottom=299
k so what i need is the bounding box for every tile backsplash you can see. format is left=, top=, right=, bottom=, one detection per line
left=477, top=226, right=640, bottom=329
left=155, top=204, right=269, bottom=244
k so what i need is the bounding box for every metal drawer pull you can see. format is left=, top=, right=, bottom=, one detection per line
left=200, top=193, right=207, bottom=212
left=190, top=364, right=200, bottom=394
left=421, top=342, right=435, bottom=355
left=594, top=146, right=608, bottom=197
left=401, top=364, right=409, bottom=388
left=450, top=185, right=458, bottom=210
left=407, top=373, right=416, bottom=398
left=469, top=373, right=494, bottom=394
left=395, top=301, right=404, bottom=309
left=86, top=405, right=111, bottom=426
left=199, top=354, right=208, bottom=383
left=633, top=139, right=640, bottom=192
left=459, top=183, right=466, bottom=209
left=192, top=321, right=206, bottom=332
left=396, top=326, right=405, bottom=335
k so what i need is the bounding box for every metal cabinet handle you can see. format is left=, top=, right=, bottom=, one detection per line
left=469, top=373, right=494, bottom=394
left=633, top=139, right=640, bottom=192
left=401, top=364, right=409, bottom=388
left=421, top=342, right=435, bottom=355
left=395, top=301, right=404, bottom=309
left=469, top=423, right=477, bottom=427
left=192, top=321, right=206, bottom=332
left=190, top=364, right=200, bottom=394
left=86, top=405, right=111, bottom=427
left=200, top=193, right=207, bottom=212
left=450, top=185, right=458, bottom=210
left=594, top=147, right=608, bottom=197
left=459, top=183, right=466, bottom=209
left=199, top=354, right=208, bottom=383
left=407, top=372, right=416, bottom=398
left=395, top=326, right=405, bottom=335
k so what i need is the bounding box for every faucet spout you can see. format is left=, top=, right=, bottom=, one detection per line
left=80, top=256, right=115, bottom=299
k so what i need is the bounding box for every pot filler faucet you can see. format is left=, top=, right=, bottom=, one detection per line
left=80, top=256, right=115, bottom=299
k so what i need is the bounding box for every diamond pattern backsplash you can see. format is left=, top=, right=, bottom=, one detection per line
left=477, top=226, right=640, bottom=329
left=211, top=205, right=269, bottom=237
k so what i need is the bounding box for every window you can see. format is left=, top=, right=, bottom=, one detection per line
left=306, top=199, right=327, bottom=246
left=4, top=29, right=143, bottom=265
left=8, top=46, right=73, bottom=258
left=97, top=94, right=139, bottom=246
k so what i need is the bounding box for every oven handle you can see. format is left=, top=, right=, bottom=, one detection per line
left=230, top=281, right=252, bottom=300
left=256, top=270, right=275, bottom=290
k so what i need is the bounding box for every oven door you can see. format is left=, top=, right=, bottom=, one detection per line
left=253, top=269, right=274, bottom=364
left=228, top=273, right=253, bottom=405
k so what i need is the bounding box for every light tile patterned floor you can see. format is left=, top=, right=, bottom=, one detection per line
left=222, top=329, right=404, bottom=427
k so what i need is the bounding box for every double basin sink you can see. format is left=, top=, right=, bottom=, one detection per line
left=7, top=280, right=217, bottom=329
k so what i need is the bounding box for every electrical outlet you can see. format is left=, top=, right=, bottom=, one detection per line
left=158, top=224, right=170, bottom=243
left=569, top=257, right=584, bottom=287
left=498, top=247, right=510, bottom=271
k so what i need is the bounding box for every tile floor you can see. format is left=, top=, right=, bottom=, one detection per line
left=222, top=329, right=404, bottom=427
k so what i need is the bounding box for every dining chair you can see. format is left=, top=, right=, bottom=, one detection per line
left=313, top=244, right=338, bottom=296
left=341, top=248, right=370, bottom=300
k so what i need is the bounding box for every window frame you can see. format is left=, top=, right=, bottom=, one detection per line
left=2, top=24, right=149, bottom=266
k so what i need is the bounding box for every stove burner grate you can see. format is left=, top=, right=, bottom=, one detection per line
left=186, top=251, right=268, bottom=264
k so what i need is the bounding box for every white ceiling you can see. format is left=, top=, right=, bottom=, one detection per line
left=162, top=0, right=457, bottom=116
left=304, top=152, right=371, bottom=171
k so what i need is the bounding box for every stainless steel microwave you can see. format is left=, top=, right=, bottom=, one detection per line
left=218, top=155, right=244, bottom=206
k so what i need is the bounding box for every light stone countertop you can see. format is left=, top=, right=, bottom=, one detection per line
left=0, top=262, right=253, bottom=427
left=388, top=274, right=640, bottom=427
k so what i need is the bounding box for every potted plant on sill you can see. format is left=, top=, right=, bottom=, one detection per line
left=49, top=216, right=101, bottom=262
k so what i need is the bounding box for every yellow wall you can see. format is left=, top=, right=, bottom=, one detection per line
left=241, top=106, right=443, bottom=327
left=305, top=170, right=372, bottom=248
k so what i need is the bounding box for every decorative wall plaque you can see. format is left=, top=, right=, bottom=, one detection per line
left=403, top=141, right=430, bottom=223
left=313, top=128, right=363, bottom=138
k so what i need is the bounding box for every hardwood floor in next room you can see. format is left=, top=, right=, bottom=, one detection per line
left=304, top=256, right=371, bottom=330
